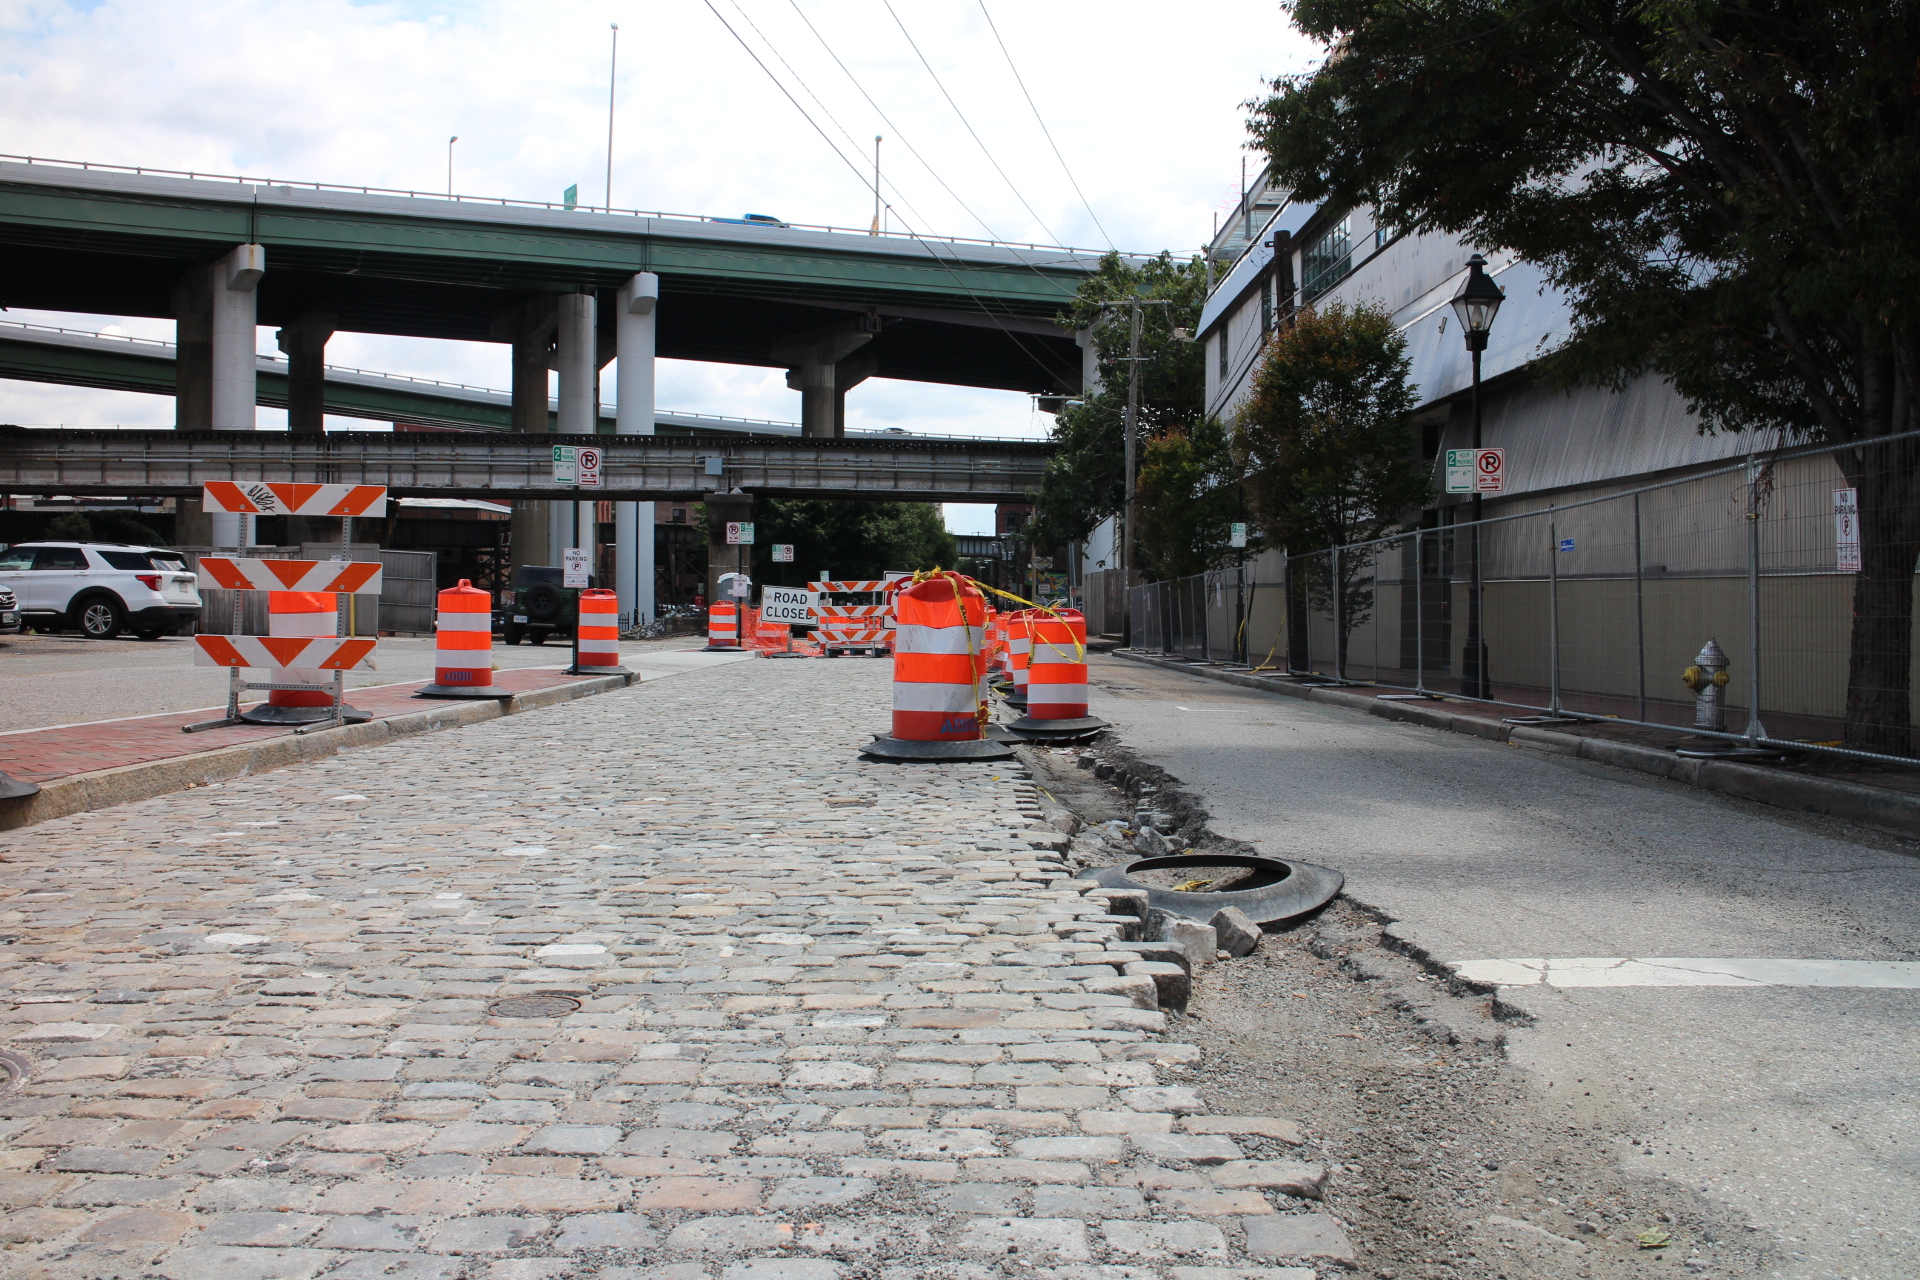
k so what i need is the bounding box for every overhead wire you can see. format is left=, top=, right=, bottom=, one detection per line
left=722, top=0, right=941, bottom=238
left=783, top=0, right=1011, bottom=245
left=697, top=0, right=1080, bottom=390
left=879, top=0, right=1065, bottom=248
left=975, top=0, right=1114, bottom=251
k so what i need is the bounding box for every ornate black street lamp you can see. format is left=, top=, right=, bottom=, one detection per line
left=1451, top=254, right=1504, bottom=700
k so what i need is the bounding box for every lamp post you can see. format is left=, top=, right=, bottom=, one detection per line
left=1450, top=253, right=1504, bottom=700
left=447, top=136, right=458, bottom=196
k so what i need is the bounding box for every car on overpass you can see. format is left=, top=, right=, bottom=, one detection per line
left=0, top=542, right=202, bottom=640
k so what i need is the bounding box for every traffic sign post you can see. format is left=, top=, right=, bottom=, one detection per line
left=553, top=446, right=578, bottom=486
left=772, top=544, right=794, bottom=563
left=1446, top=448, right=1506, bottom=494
left=725, top=522, right=755, bottom=545
left=576, top=446, right=603, bottom=488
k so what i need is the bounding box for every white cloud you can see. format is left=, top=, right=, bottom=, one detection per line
left=0, top=0, right=1320, bottom=523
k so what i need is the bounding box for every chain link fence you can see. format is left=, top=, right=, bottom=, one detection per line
left=1127, top=431, right=1920, bottom=765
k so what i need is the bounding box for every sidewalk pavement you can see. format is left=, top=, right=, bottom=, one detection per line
left=0, top=658, right=1338, bottom=1280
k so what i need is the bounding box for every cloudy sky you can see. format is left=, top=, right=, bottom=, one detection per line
left=0, top=0, right=1319, bottom=531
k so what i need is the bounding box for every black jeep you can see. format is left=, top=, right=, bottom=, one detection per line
left=499, top=565, right=594, bottom=646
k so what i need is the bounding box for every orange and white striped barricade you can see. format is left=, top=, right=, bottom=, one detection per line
left=231, top=591, right=372, bottom=726
left=568, top=588, right=630, bottom=675
left=417, top=579, right=508, bottom=699
left=810, top=580, right=894, bottom=657
left=704, top=601, right=742, bottom=650
left=1007, top=608, right=1108, bottom=741
left=189, top=631, right=378, bottom=732
left=861, top=574, right=1013, bottom=762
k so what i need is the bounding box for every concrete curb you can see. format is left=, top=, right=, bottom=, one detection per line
left=1110, top=651, right=1920, bottom=842
left=0, top=673, right=635, bottom=832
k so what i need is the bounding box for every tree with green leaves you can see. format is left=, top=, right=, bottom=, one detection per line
left=747, top=499, right=954, bottom=587
left=1133, top=416, right=1245, bottom=581
left=1235, top=301, right=1428, bottom=668
left=1029, top=250, right=1214, bottom=576
left=1251, top=0, right=1920, bottom=751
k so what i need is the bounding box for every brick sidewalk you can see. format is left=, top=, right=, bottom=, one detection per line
left=0, top=668, right=596, bottom=786
left=0, top=658, right=1341, bottom=1280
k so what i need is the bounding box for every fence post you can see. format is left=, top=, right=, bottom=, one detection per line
left=1414, top=529, right=1426, bottom=694
left=1332, top=544, right=1344, bottom=682
left=1633, top=492, right=1647, bottom=723
left=1548, top=504, right=1563, bottom=716
left=1745, top=453, right=1767, bottom=745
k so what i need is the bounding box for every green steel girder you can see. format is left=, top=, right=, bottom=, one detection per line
left=0, top=167, right=1098, bottom=393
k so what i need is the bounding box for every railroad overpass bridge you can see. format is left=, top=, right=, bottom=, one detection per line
left=0, top=156, right=1100, bottom=612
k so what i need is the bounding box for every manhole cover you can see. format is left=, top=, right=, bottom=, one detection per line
left=487, top=996, right=581, bottom=1018
left=0, top=1051, right=30, bottom=1095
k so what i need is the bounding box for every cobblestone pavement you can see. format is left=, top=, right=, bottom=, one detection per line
left=0, top=659, right=1334, bottom=1280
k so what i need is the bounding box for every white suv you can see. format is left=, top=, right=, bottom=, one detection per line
left=0, top=542, right=203, bottom=640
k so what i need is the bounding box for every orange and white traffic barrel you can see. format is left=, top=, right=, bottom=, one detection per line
left=238, top=590, right=370, bottom=725
left=568, top=588, right=630, bottom=675
left=416, top=580, right=508, bottom=699
left=1002, top=610, right=1033, bottom=709
left=704, top=601, right=741, bottom=651
left=1007, top=607, right=1108, bottom=741
left=861, top=573, right=1013, bottom=762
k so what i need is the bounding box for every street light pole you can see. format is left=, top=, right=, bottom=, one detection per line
left=1450, top=254, right=1505, bottom=701
left=447, top=136, right=458, bottom=197
left=606, top=23, right=619, bottom=212
left=1121, top=298, right=1142, bottom=648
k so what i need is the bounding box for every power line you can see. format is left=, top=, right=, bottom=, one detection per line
left=975, top=0, right=1113, bottom=251
left=784, top=0, right=1010, bottom=244
left=722, top=0, right=940, bottom=237
left=879, top=0, right=1064, bottom=247
left=698, top=0, right=1078, bottom=389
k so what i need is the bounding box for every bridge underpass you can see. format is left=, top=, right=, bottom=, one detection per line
left=0, top=426, right=1051, bottom=602
left=0, top=157, right=1102, bottom=617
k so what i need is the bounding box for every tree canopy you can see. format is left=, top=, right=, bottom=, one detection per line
left=1250, top=0, right=1920, bottom=750
left=1028, top=250, right=1213, bottom=571
left=747, top=499, right=955, bottom=587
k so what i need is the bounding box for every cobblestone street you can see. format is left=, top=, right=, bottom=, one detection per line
left=0, top=659, right=1331, bottom=1280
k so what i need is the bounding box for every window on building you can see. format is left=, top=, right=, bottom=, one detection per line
left=1301, top=216, right=1353, bottom=301
left=1217, top=331, right=1229, bottom=381
left=671, top=508, right=686, bottom=524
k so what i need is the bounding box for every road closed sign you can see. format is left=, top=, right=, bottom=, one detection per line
left=760, top=585, right=815, bottom=626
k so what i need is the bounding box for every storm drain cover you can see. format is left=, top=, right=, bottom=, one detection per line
left=488, top=996, right=581, bottom=1018
left=0, top=1051, right=30, bottom=1095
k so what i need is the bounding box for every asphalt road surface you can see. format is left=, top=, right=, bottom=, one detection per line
left=1086, top=653, right=1920, bottom=1280
left=0, top=631, right=716, bottom=734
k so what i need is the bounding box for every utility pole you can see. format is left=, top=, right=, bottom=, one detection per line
left=606, top=23, right=620, bottom=211
left=1121, top=299, right=1142, bottom=648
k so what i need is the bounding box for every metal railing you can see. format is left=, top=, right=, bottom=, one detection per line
left=0, top=152, right=1118, bottom=258
left=1128, top=430, right=1920, bottom=766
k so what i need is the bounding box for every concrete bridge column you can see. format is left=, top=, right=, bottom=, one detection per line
left=831, top=350, right=879, bottom=437
left=492, top=296, right=558, bottom=577
left=615, top=272, right=658, bottom=626
left=276, top=312, right=336, bottom=438
left=170, top=244, right=264, bottom=545
left=772, top=316, right=876, bottom=439
left=705, top=491, right=753, bottom=608
left=554, top=291, right=598, bottom=581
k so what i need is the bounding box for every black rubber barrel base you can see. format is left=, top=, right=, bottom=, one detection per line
left=414, top=685, right=516, bottom=700
left=701, top=644, right=744, bottom=652
left=1004, top=715, right=1109, bottom=741
left=565, top=665, right=633, bottom=677
left=861, top=736, right=1016, bottom=762
left=237, top=704, right=373, bottom=726
left=0, top=771, right=41, bottom=801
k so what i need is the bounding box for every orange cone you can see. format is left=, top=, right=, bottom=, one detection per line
left=861, top=574, right=1013, bottom=762
left=704, top=601, right=741, bottom=650
left=1005, top=607, right=1108, bottom=741
left=417, top=579, right=508, bottom=699
left=238, top=591, right=370, bottom=725
left=569, top=588, right=629, bottom=674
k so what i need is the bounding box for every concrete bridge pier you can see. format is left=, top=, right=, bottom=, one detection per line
left=553, top=290, right=598, bottom=583
left=705, top=491, right=753, bottom=609
left=773, top=316, right=876, bottom=438
left=615, top=272, right=658, bottom=626
left=171, top=243, right=264, bottom=545
left=494, top=295, right=558, bottom=578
